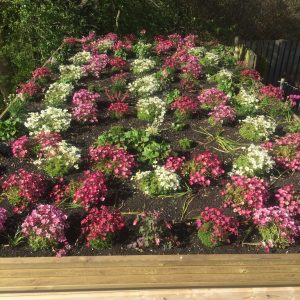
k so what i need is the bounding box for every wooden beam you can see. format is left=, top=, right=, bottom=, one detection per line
left=0, top=254, right=300, bottom=292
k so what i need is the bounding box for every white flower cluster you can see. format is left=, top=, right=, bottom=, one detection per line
left=231, top=144, right=275, bottom=177
left=34, top=140, right=81, bottom=174
left=59, top=64, right=85, bottom=82
left=216, top=68, right=233, bottom=80
left=97, top=39, right=113, bottom=53
left=202, top=51, right=220, bottom=66
left=128, top=74, right=160, bottom=97
left=44, top=82, right=73, bottom=107
left=133, top=166, right=181, bottom=196
left=131, top=58, right=156, bottom=74
left=69, top=51, right=92, bottom=65
left=240, top=115, right=276, bottom=140
left=25, top=107, right=71, bottom=134
left=236, top=87, right=259, bottom=109
left=136, top=96, right=166, bottom=128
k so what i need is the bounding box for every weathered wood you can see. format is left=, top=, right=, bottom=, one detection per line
left=1, top=287, right=300, bottom=300
left=0, top=254, right=300, bottom=292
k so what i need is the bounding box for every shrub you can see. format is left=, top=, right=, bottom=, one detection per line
left=25, top=107, right=71, bottom=134
left=239, top=115, right=276, bottom=141
left=178, top=138, right=194, bottom=150
left=89, top=145, right=135, bottom=179
left=21, top=204, right=68, bottom=253
left=2, top=169, right=46, bottom=214
left=0, top=118, right=22, bottom=141
left=81, top=206, right=125, bottom=249
left=222, top=175, right=269, bottom=219
left=69, top=51, right=92, bottom=65
left=231, top=144, right=274, bottom=177
left=196, top=207, right=239, bottom=247
left=233, top=87, right=259, bottom=116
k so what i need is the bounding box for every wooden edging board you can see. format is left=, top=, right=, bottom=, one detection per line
left=0, top=254, right=300, bottom=293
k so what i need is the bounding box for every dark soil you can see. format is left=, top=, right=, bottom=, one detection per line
left=1, top=67, right=300, bottom=257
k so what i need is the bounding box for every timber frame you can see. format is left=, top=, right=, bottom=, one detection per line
left=0, top=254, right=300, bottom=293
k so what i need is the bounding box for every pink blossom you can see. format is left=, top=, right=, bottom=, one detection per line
left=171, top=96, right=198, bottom=114
left=0, top=208, right=7, bottom=232
left=16, top=81, right=39, bottom=97
left=83, top=54, right=109, bottom=78
left=259, top=85, right=284, bottom=101
left=81, top=206, right=125, bottom=246
left=89, top=145, right=135, bottom=179
left=275, top=184, right=300, bottom=215
left=196, top=207, right=239, bottom=246
left=240, top=69, right=261, bottom=81
left=164, top=156, right=186, bottom=172
left=32, top=67, right=51, bottom=80
left=208, top=104, right=236, bottom=125
left=11, top=135, right=31, bottom=158
left=198, top=88, right=229, bottom=109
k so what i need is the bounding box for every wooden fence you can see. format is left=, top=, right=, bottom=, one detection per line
left=236, top=38, right=300, bottom=94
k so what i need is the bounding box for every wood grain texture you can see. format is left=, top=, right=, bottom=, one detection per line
left=1, top=287, right=300, bottom=300
left=0, top=254, right=300, bottom=292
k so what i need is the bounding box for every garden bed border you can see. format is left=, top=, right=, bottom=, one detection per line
left=0, top=254, right=300, bottom=293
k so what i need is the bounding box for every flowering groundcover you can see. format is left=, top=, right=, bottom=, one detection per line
left=0, top=32, right=300, bottom=257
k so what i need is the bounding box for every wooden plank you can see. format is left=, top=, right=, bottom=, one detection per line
left=0, top=254, right=300, bottom=292
left=1, top=287, right=300, bottom=300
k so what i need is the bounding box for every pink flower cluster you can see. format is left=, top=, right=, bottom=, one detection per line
left=263, top=133, right=300, bottom=171
left=253, top=206, right=300, bottom=250
left=11, top=135, right=31, bottom=158
left=113, top=36, right=133, bottom=51
left=11, top=132, right=62, bottom=158
left=72, top=89, right=100, bottom=123
left=164, top=156, right=186, bottom=172
left=111, top=72, right=128, bottom=84
left=259, top=84, right=283, bottom=101
left=275, top=184, right=300, bottom=215
left=2, top=169, right=46, bottom=213
left=35, top=132, right=62, bottom=151
left=197, top=88, right=229, bottom=109
left=240, top=69, right=261, bottom=81
left=208, top=104, right=236, bottom=125
left=83, top=54, right=109, bottom=78
left=89, top=145, right=135, bottom=179
left=32, top=66, right=51, bottom=80
left=16, top=81, right=39, bottom=97
left=171, top=96, right=198, bottom=114
left=109, top=57, right=126, bottom=70
left=222, top=176, right=269, bottom=219
left=21, top=204, right=68, bottom=250
left=108, top=102, right=129, bottom=118
left=154, top=36, right=174, bottom=54
left=0, top=207, right=7, bottom=232
left=52, top=171, right=107, bottom=210
left=181, top=55, right=203, bottom=78
left=81, top=206, right=125, bottom=246
left=288, top=94, right=300, bottom=107
left=196, top=207, right=239, bottom=246
left=183, top=151, right=224, bottom=186
left=74, top=171, right=107, bottom=209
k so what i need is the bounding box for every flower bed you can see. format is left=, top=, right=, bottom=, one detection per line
left=0, top=32, right=300, bottom=257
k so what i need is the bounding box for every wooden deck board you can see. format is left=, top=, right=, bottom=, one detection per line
left=0, top=254, right=300, bottom=292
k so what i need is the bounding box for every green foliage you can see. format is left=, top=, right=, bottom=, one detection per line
left=2, top=186, right=23, bottom=207
left=28, top=235, right=55, bottom=251
left=258, top=96, right=291, bottom=119
left=96, top=126, right=170, bottom=164
left=164, top=89, right=180, bottom=105
left=286, top=120, right=300, bottom=133
left=7, top=228, right=25, bottom=248
left=239, top=123, right=263, bottom=142
left=259, top=222, right=289, bottom=249
left=42, top=156, right=74, bottom=178
left=0, top=117, right=21, bottom=141
left=178, top=138, right=194, bottom=150
left=89, top=235, right=112, bottom=250
left=197, top=222, right=219, bottom=248
left=133, top=41, right=152, bottom=58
